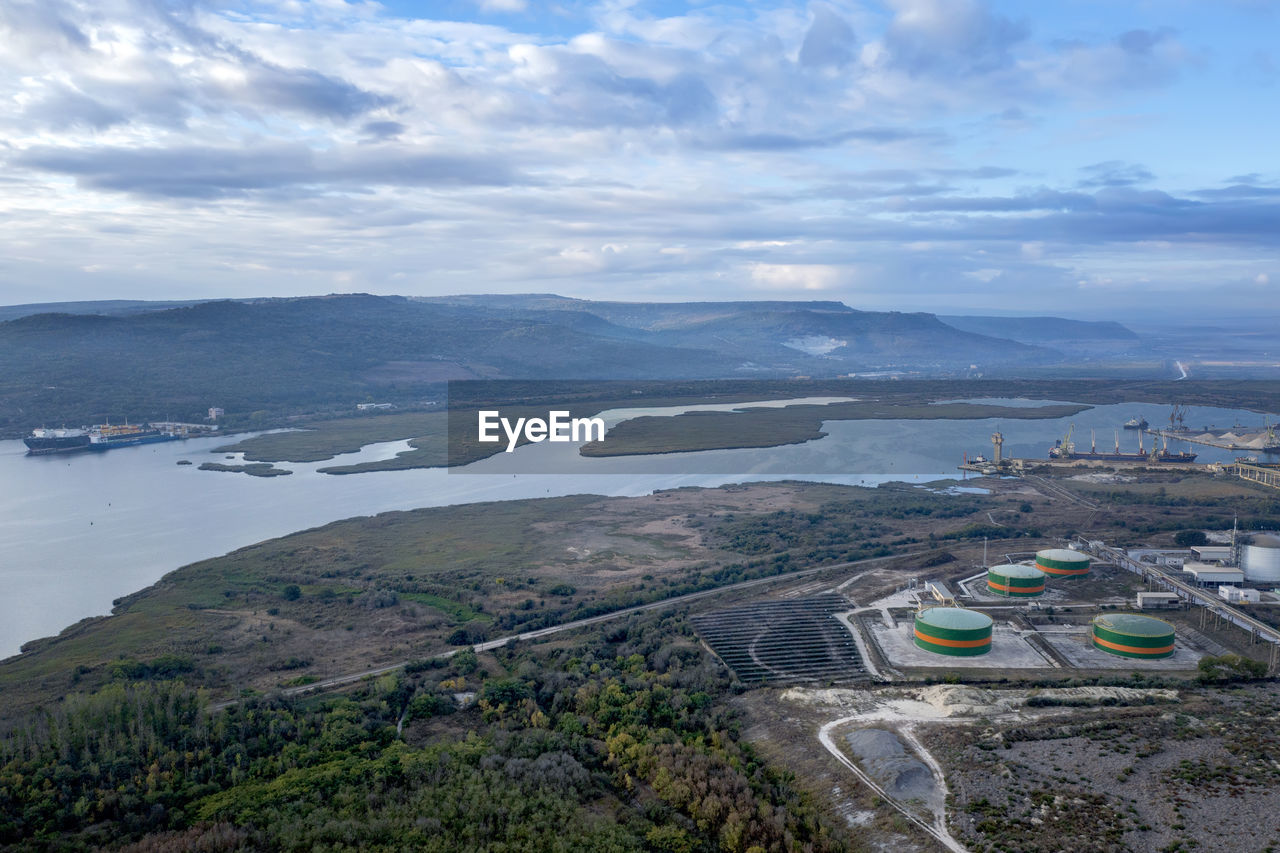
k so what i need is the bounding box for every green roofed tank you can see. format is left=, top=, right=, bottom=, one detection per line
left=913, top=607, right=992, bottom=656
left=987, top=564, right=1046, bottom=597
left=1036, top=548, right=1090, bottom=578
left=1091, top=613, right=1175, bottom=659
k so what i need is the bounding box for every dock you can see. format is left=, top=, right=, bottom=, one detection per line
left=1229, top=461, right=1280, bottom=491
left=1146, top=426, right=1280, bottom=454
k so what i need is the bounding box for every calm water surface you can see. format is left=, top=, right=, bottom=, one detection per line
left=0, top=398, right=1272, bottom=658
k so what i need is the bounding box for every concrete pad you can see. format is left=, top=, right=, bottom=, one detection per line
left=871, top=621, right=1056, bottom=669
left=1039, top=628, right=1203, bottom=670
left=960, top=580, right=1072, bottom=604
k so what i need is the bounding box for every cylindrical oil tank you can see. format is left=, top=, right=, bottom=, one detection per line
left=987, top=564, right=1046, bottom=597
left=913, top=607, right=993, bottom=656
left=1091, top=613, right=1175, bottom=659
left=1036, top=548, right=1090, bottom=578
left=1241, top=533, right=1280, bottom=584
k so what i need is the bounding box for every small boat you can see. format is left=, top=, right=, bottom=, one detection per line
left=1123, top=416, right=1148, bottom=430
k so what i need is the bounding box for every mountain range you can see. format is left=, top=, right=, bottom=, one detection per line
left=0, top=293, right=1143, bottom=435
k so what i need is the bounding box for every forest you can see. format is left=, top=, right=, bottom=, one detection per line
left=0, top=610, right=853, bottom=853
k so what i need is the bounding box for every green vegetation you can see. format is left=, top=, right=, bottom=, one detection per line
left=197, top=462, right=292, bottom=477
left=217, top=411, right=449, bottom=463
left=581, top=401, right=1089, bottom=457
left=10, top=482, right=987, bottom=717
left=0, top=611, right=853, bottom=852
left=1174, top=529, right=1209, bottom=547
left=4, top=468, right=1280, bottom=850
left=1196, top=654, right=1268, bottom=683
left=707, top=484, right=984, bottom=562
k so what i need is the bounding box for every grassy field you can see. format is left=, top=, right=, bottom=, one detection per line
left=216, top=411, right=450, bottom=463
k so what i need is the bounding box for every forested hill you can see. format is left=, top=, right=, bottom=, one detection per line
left=0, top=293, right=1104, bottom=435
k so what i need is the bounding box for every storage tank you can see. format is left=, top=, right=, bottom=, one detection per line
left=987, top=564, right=1046, bottom=597
left=913, top=607, right=993, bottom=656
left=1241, top=533, right=1280, bottom=584
left=1035, top=548, right=1090, bottom=578
left=1091, top=613, right=1175, bottom=659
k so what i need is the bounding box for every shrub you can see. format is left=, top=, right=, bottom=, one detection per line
left=1174, top=530, right=1207, bottom=547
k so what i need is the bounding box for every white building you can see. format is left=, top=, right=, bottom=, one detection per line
left=1137, top=591, right=1181, bottom=610
left=1219, top=586, right=1261, bottom=604
left=1191, top=545, right=1233, bottom=563
left=1182, top=561, right=1245, bottom=587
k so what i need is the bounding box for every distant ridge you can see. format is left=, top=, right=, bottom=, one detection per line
left=939, top=315, right=1139, bottom=344
left=0, top=299, right=211, bottom=323
left=2, top=293, right=1205, bottom=435
left=0, top=293, right=1081, bottom=435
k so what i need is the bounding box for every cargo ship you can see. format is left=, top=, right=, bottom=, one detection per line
left=23, top=427, right=91, bottom=455
left=1049, top=427, right=1197, bottom=463
left=24, top=421, right=182, bottom=455
left=88, top=422, right=181, bottom=450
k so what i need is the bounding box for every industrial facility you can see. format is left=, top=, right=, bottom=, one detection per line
left=1035, top=548, right=1091, bottom=577
left=1241, top=533, right=1280, bottom=583
left=986, top=564, right=1046, bottom=597
left=913, top=607, right=993, bottom=657
left=692, top=524, right=1278, bottom=687
left=1091, top=614, right=1177, bottom=659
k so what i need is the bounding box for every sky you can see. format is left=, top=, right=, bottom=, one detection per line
left=0, top=0, right=1277, bottom=319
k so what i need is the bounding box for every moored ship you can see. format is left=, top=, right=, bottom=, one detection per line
left=1049, top=426, right=1197, bottom=463
left=24, top=421, right=184, bottom=455
left=88, top=422, right=181, bottom=450
left=23, top=427, right=91, bottom=455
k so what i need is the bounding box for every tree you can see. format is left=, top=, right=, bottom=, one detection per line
left=1174, top=530, right=1208, bottom=547
left=1197, top=654, right=1267, bottom=683
left=281, top=584, right=302, bottom=601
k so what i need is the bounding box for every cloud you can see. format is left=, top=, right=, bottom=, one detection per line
left=23, top=85, right=129, bottom=131
left=1077, top=161, right=1155, bottom=188
left=883, top=0, right=1029, bottom=76
left=14, top=144, right=529, bottom=198
left=1034, top=27, right=1192, bottom=93
left=799, top=5, right=856, bottom=70
left=748, top=263, right=845, bottom=291
left=0, top=1, right=89, bottom=57
left=237, top=65, right=393, bottom=120
left=702, top=126, right=948, bottom=151
left=361, top=120, right=406, bottom=140
left=896, top=188, right=1098, bottom=213
left=0, top=0, right=1273, bottom=320
left=475, top=0, right=527, bottom=12
left=1192, top=183, right=1280, bottom=199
